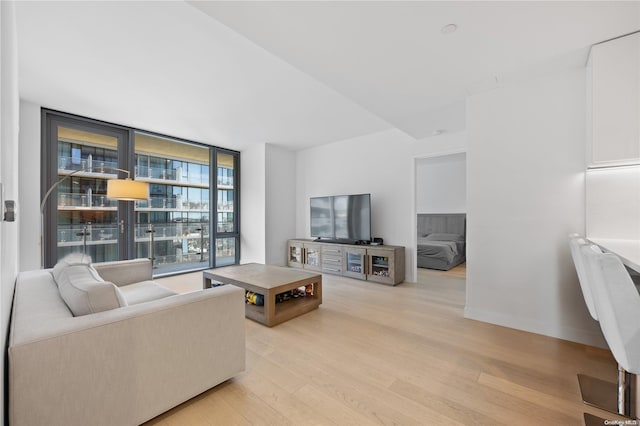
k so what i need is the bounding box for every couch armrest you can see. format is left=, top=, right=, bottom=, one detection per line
left=92, top=258, right=152, bottom=286
left=9, top=285, right=246, bottom=426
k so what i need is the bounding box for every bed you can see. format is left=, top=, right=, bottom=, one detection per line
left=417, top=213, right=466, bottom=271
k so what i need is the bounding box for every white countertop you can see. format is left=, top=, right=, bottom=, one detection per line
left=589, top=238, right=640, bottom=272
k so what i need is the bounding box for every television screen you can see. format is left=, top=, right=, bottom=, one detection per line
left=310, top=196, right=333, bottom=238
left=310, top=194, right=371, bottom=242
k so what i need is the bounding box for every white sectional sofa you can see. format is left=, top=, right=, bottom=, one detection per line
left=9, top=257, right=246, bottom=426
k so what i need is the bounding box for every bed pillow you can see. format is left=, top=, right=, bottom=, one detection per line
left=423, top=233, right=464, bottom=242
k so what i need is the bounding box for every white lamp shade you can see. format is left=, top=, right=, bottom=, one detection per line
left=106, top=179, right=149, bottom=201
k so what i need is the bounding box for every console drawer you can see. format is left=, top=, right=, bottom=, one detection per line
left=322, top=246, right=343, bottom=275
left=323, top=255, right=342, bottom=265
left=322, top=265, right=343, bottom=275
left=322, top=246, right=343, bottom=256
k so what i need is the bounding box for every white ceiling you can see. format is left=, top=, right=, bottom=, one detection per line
left=15, top=1, right=640, bottom=151
left=15, top=1, right=390, bottom=151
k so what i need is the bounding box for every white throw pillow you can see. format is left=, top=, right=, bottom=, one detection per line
left=56, top=264, right=127, bottom=316
left=51, top=253, right=93, bottom=286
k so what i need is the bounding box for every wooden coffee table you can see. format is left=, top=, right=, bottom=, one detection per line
left=203, top=263, right=322, bottom=327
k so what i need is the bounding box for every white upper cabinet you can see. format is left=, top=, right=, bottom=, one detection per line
left=588, top=32, right=640, bottom=167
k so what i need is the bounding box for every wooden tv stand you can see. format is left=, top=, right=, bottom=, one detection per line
left=287, top=239, right=405, bottom=285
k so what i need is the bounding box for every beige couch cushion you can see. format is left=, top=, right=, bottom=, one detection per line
left=119, top=281, right=177, bottom=305
left=93, top=258, right=152, bottom=287
left=56, top=264, right=127, bottom=316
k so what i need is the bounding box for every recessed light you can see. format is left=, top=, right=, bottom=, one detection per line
left=432, top=129, right=445, bottom=136
left=441, top=24, right=457, bottom=35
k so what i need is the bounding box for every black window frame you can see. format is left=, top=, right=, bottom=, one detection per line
left=42, top=109, right=240, bottom=274
left=211, top=147, right=241, bottom=267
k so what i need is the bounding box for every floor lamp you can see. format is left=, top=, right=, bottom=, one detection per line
left=40, top=167, right=149, bottom=268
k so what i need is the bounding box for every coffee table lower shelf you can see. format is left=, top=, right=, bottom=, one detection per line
left=244, top=296, right=321, bottom=326
left=203, top=263, right=322, bottom=327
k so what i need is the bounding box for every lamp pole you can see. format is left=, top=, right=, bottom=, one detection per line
left=40, top=166, right=139, bottom=269
left=40, top=166, right=133, bottom=214
left=145, top=223, right=155, bottom=269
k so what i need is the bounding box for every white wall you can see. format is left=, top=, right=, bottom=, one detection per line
left=240, top=143, right=296, bottom=266
left=465, top=65, right=605, bottom=347
left=412, top=130, right=467, bottom=158
left=294, top=129, right=468, bottom=283
left=586, top=165, right=640, bottom=240
left=265, top=144, right=296, bottom=265
left=239, top=143, right=266, bottom=264
left=416, top=153, right=466, bottom=214
left=295, top=128, right=416, bottom=279
left=18, top=101, right=40, bottom=272
left=1, top=1, right=20, bottom=421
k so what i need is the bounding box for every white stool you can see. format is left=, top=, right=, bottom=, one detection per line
left=569, top=235, right=620, bottom=422
left=583, top=244, right=640, bottom=424
left=569, top=234, right=598, bottom=320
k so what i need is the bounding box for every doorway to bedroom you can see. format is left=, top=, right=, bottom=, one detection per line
left=414, top=152, right=467, bottom=284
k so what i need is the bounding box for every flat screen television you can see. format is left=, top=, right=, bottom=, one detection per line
left=310, top=193, right=371, bottom=243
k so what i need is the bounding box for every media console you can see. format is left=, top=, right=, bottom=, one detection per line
left=287, top=239, right=405, bottom=286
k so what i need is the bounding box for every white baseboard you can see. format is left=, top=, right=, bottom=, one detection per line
left=463, top=306, right=607, bottom=349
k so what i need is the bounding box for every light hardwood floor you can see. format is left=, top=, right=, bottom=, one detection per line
left=150, top=267, right=620, bottom=425
left=418, top=262, right=466, bottom=280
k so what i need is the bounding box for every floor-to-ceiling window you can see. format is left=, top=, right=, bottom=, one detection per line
left=42, top=110, right=240, bottom=275
left=133, top=132, right=212, bottom=275
left=43, top=118, right=129, bottom=266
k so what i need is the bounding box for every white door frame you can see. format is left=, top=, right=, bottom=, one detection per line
left=411, top=148, right=467, bottom=282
